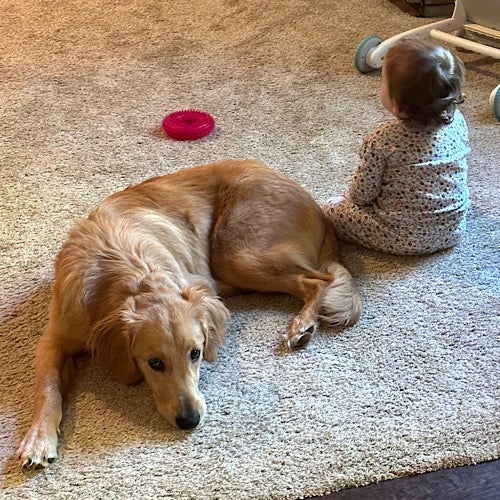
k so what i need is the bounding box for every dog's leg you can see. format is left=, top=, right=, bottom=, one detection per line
left=17, top=324, right=70, bottom=468
left=217, top=264, right=332, bottom=349
left=283, top=274, right=332, bottom=349
left=213, top=252, right=333, bottom=349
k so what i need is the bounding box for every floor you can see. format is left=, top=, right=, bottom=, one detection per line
left=308, top=459, right=500, bottom=500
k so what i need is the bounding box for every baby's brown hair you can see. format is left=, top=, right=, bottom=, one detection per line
left=384, top=38, right=465, bottom=126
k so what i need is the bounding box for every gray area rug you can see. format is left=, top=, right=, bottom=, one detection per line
left=1, top=1, right=498, bottom=498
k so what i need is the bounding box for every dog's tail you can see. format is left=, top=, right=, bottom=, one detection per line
left=319, top=261, right=363, bottom=327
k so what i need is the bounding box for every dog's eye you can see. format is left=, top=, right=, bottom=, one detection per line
left=190, top=349, right=201, bottom=362
left=147, top=358, right=165, bottom=372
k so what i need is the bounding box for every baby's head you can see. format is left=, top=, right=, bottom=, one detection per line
left=381, top=38, right=465, bottom=126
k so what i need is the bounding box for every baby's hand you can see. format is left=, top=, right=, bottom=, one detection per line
left=327, top=195, right=346, bottom=205
left=322, top=194, right=346, bottom=217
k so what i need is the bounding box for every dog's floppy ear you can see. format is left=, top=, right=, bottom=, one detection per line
left=87, top=297, right=143, bottom=385
left=182, top=283, right=230, bottom=363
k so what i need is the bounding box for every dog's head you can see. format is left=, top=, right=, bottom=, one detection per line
left=89, top=280, right=229, bottom=430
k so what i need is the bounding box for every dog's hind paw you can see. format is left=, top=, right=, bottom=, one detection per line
left=285, top=324, right=315, bottom=350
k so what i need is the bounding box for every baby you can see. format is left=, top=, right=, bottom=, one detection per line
left=323, top=39, right=470, bottom=255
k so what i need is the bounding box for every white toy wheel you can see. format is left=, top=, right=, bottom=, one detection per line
left=489, top=84, right=500, bottom=121
left=355, top=35, right=383, bottom=73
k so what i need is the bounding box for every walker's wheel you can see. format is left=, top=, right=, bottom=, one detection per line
left=489, top=84, right=500, bottom=121
left=354, top=35, right=383, bottom=73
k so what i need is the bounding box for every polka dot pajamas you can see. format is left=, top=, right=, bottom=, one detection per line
left=323, top=111, right=470, bottom=255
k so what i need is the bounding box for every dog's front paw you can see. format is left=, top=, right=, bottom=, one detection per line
left=285, top=319, right=316, bottom=349
left=17, top=426, right=59, bottom=468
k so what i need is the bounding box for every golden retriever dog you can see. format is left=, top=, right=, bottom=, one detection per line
left=17, top=159, right=362, bottom=468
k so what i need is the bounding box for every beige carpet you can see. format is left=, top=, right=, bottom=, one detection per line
left=1, top=1, right=499, bottom=498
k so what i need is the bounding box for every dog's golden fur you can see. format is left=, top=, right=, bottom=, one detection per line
left=17, top=159, right=362, bottom=467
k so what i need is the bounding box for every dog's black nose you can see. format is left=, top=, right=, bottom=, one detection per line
left=176, top=411, right=201, bottom=430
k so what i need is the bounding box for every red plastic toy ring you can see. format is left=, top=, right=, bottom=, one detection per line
left=162, top=110, right=215, bottom=141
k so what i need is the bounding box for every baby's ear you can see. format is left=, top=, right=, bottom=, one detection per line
left=393, top=100, right=409, bottom=120
left=182, top=283, right=230, bottom=363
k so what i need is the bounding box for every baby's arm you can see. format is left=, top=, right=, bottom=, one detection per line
left=346, top=135, right=385, bottom=206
